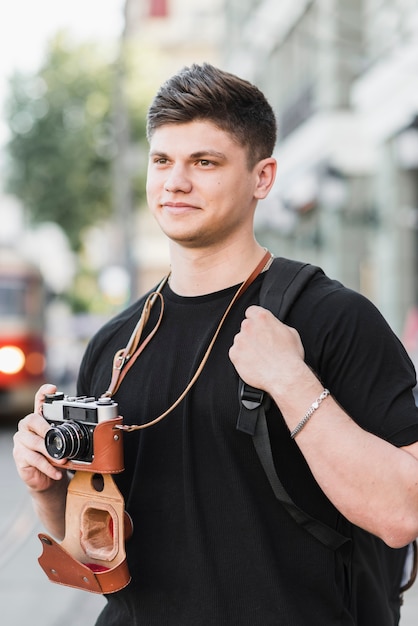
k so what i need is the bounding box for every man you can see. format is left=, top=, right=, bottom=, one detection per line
left=13, top=63, right=418, bottom=625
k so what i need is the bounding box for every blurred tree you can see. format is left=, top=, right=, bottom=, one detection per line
left=4, top=32, right=148, bottom=252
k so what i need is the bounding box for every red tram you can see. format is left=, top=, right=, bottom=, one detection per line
left=0, top=250, right=46, bottom=416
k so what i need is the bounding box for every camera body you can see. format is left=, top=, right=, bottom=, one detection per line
left=43, top=392, right=119, bottom=465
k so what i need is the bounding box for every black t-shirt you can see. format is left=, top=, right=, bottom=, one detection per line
left=77, top=269, right=418, bottom=625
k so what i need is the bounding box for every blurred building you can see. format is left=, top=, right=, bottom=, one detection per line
left=111, top=0, right=225, bottom=295
left=223, top=0, right=418, bottom=337
left=125, top=0, right=224, bottom=78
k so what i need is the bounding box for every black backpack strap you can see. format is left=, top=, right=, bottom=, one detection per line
left=253, top=405, right=348, bottom=550
left=236, top=257, right=322, bottom=437
left=259, top=257, right=323, bottom=320
left=237, top=257, right=349, bottom=551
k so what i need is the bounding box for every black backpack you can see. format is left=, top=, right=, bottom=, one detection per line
left=236, top=257, right=417, bottom=622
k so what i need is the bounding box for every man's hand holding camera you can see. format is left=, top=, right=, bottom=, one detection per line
left=13, top=384, right=69, bottom=540
left=13, top=383, right=68, bottom=492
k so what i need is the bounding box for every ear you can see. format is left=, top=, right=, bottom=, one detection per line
left=254, top=157, right=277, bottom=200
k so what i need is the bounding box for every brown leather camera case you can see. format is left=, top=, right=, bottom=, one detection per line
left=38, top=470, right=133, bottom=594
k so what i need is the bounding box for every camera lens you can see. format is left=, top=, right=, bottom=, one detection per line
left=45, top=421, right=92, bottom=461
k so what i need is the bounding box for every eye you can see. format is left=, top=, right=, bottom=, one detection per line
left=198, top=159, right=214, bottom=167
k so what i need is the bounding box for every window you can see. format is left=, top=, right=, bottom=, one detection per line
left=149, top=0, right=168, bottom=18
left=0, top=280, right=26, bottom=318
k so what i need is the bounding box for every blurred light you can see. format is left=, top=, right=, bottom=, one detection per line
left=0, top=345, right=25, bottom=374
left=25, top=351, right=46, bottom=376
left=99, top=265, right=130, bottom=303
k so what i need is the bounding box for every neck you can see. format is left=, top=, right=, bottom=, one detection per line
left=168, top=242, right=271, bottom=296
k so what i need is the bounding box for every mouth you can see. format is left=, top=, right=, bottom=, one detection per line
left=162, top=202, right=200, bottom=215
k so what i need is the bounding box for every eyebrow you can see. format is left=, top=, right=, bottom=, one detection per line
left=149, top=149, right=227, bottom=161
left=190, top=150, right=227, bottom=161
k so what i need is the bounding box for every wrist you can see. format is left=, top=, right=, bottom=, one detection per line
left=269, top=361, right=321, bottom=406
left=270, top=367, right=326, bottom=432
left=290, top=388, right=330, bottom=439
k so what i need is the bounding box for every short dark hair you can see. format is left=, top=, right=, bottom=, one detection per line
left=146, top=63, right=277, bottom=168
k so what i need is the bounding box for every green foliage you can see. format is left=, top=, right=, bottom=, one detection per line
left=65, top=267, right=116, bottom=314
left=4, top=32, right=147, bottom=251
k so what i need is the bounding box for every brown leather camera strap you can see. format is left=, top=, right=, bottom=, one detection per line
left=105, top=249, right=273, bottom=433
left=102, top=273, right=170, bottom=399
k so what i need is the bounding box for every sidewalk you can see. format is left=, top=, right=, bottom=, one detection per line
left=401, top=581, right=418, bottom=625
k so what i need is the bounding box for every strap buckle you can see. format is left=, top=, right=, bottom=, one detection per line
left=240, top=384, right=265, bottom=410
left=114, top=353, right=127, bottom=371
left=236, top=381, right=266, bottom=435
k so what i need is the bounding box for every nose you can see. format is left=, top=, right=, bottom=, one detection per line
left=164, top=164, right=192, bottom=193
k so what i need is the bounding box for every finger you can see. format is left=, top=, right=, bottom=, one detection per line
left=244, top=305, right=274, bottom=320
left=13, top=432, right=64, bottom=485
left=21, top=448, right=65, bottom=482
left=17, top=411, right=51, bottom=438
left=14, top=412, right=64, bottom=467
left=16, top=414, right=70, bottom=466
left=34, top=383, right=57, bottom=415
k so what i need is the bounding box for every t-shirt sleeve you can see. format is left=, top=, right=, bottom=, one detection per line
left=289, top=275, right=418, bottom=447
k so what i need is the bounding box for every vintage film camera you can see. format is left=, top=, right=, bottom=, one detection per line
left=43, top=392, right=119, bottom=464
left=38, top=392, right=132, bottom=593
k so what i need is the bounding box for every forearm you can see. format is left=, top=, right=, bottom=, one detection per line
left=272, top=365, right=418, bottom=548
left=29, top=473, right=70, bottom=540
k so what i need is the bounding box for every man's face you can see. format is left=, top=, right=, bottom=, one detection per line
left=146, top=120, right=263, bottom=249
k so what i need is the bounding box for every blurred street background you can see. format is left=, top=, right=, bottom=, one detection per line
left=1, top=0, right=418, bottom=623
